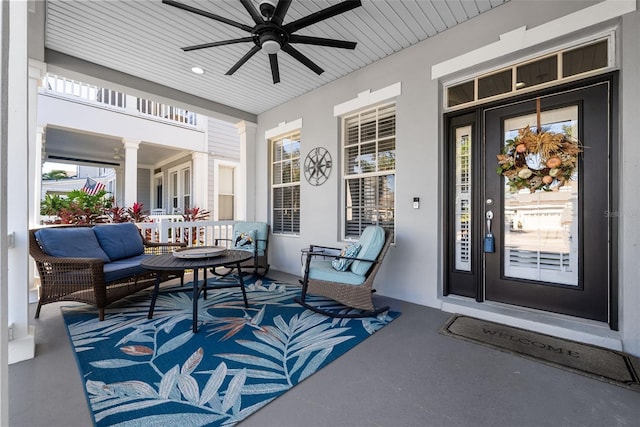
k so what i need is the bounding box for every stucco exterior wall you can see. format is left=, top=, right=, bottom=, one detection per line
left=254, top=1, right=640, bottom=355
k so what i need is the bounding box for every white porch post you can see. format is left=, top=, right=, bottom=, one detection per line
left=191, top=151, right=208, bottom=210
left=235, top=121, right=257, bottom=221
left=28, top=61, right=46, bottom=304
left=7, top=0, right=35, bottom=365
left=1, top=1, right=10, bottom=424
left=122, top=139, right=140, bottom=208
left=114, top=166, right=124, bottom=207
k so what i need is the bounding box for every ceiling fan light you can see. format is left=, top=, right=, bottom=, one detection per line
left=262, top=39, right=280, bottom=54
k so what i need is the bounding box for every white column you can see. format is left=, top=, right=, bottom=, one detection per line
left=191, top=151, right=208, bottom=210
left=122, top=139, right=140, bottom=208
left=29, top=61, right=46, bottom=305
left=114, top=166, right=125, bottom=207
left=235, top=121, right=257, bottom=221
left=7, top=0, right=35, bottom=365
left=1, top=2, right=10, bottom=424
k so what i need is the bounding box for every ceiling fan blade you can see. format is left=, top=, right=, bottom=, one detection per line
left=282, top=44, right=323, bottom=75
left=225, top=45, right=262, bottom=76
left=271, top=0, right=292, bottom=26
left=162, top=0, right=253, bottom=32
left=288, top=34, right=356, bottom=50
left=284, top=0, right=362, bottom=33
left=239, top=0, right=265, bottom=25
left=269, top=54, right=280, bottom=84
left=182, top=37, right=254, bottom=52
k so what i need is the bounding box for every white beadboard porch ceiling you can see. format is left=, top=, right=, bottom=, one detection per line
left=45, top=0, right=509, bottom=116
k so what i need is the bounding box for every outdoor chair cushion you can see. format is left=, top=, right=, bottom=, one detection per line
left=332, top=242, right=361, bottom=271
left=233, top=222, right=268, bottom=256
left=233, top=229, right=257, bottom=252
left=349, top=226, right=386, bottom=275
left=93, top=223, right=144, bottom=261
left=35, top=227, right=111, bottom=262
left=103, top=254, right=152, bottom=282
left=304, top=258, right=366, bottom=286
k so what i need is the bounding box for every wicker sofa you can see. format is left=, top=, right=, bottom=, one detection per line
left=29, top=222, right=185, bottom=320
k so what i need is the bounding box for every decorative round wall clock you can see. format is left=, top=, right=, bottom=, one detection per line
left=304, top=147, right=332, bottom=186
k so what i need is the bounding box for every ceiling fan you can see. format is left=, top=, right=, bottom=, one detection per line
left=163, top=0, right=362, bottom=84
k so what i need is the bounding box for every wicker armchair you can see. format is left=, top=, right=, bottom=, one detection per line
left=29, top=224, right=186, bottom=320
left=295, top=227, right=393, bottom=318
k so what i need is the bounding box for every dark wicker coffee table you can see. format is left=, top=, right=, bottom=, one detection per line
left=141, top=249, right=254, bottom=332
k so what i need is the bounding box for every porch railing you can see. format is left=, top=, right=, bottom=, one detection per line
left=137, top=219, right=236, bottom=248
left=42, top=74, right=126, bottom=109
left=42, top=74, right=197, bottom=127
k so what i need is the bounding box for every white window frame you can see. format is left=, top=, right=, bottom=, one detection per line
left=267, top=119, right=302, bottom=236
left=153, top=172, right=164, bottom=211
left=213, top=159, right=239, bottom=221
left=334, top=83, right=401, bottom=240
left=168, top=161, right=191, bottom=214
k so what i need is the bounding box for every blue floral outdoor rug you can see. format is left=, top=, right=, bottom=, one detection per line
left=61, top=276, right=399, bottom=426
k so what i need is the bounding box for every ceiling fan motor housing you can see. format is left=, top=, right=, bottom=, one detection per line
left=258, top=0, right=277, bottom=19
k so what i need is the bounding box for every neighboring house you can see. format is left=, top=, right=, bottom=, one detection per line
left=37, top=75, right=242, bottom=219
left=41, top=166, right=115, bottom=201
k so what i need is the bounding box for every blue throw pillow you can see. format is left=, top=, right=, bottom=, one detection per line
left=35, top=227, right=111, bottom=262
left=233, top=229, right=257, bottom=252
left=93, top=223, right=144, bottom=261
left=331, top=243, right=361, bottom=272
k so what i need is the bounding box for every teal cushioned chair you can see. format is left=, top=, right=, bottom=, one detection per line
left=212, top=221, right=270, bottom=277
left=295, top=226, right=393, bottom=318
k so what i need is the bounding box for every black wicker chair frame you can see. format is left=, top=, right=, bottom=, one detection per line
left=294, top=229, right=393, bottom=318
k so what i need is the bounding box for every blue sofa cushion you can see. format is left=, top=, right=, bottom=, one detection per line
left=233, top=222, right=268, bottom=256
left=103, top=254, right=152, bottom=283
left=93, top=223, right=144, bottom=261
left=303, top=258, right=366, bottom=286
left=350, top=226, right=386, bottom=276
left=35, top=227, right=111, bottom=262
left=331, top=242, right=361, bottom=272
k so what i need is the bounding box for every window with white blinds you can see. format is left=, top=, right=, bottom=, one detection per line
left=218, top=165, right=235, bottom=221
left=271, top=132, right=301, bottom=235
left=343, top=103, right=396, bottom=239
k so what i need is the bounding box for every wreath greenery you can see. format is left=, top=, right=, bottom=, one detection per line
left=496, top=125, right=582, bottom=193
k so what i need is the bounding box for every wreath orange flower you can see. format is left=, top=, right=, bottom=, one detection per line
left=496, top=125, right=582, bottom=193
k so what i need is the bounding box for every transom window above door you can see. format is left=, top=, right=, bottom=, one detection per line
left=446, top=37, right=613, bottom=110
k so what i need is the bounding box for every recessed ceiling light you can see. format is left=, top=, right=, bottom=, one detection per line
left=191, top=66, right=205, bottom=75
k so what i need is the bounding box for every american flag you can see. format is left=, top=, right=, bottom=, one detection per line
left=82, top=177, right=106, bottom=196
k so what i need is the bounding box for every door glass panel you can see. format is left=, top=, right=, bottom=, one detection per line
left=502, top=106, right=579, bottom=286
left=455, top=126, right=472, bottom=271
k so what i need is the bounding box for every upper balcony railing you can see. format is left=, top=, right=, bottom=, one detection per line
left=42, top=74, right=198, bottom=127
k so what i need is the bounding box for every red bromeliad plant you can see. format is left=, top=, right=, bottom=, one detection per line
left=180, top=207, right=211, bottom=244
left=127, top=202, right=149, bottom=223
left=182, top=207, right=210, bottom=222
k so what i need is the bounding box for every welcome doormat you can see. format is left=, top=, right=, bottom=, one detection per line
left=441, top=315, right=640, bottom=392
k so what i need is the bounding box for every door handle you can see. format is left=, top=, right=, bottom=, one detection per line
left=484, top=210, right=495, bottom=253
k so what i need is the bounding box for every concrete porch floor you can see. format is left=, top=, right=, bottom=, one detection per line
left=9, top=270, right=640, bottom=427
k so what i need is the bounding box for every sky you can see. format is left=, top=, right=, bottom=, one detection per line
left=42, top=162, right=77, bottom=174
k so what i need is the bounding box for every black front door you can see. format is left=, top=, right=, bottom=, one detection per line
left=445, top=78, right=615, bottom=324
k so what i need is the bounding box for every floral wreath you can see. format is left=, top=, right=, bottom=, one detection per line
left=496, top=124, right=582, bottom=193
